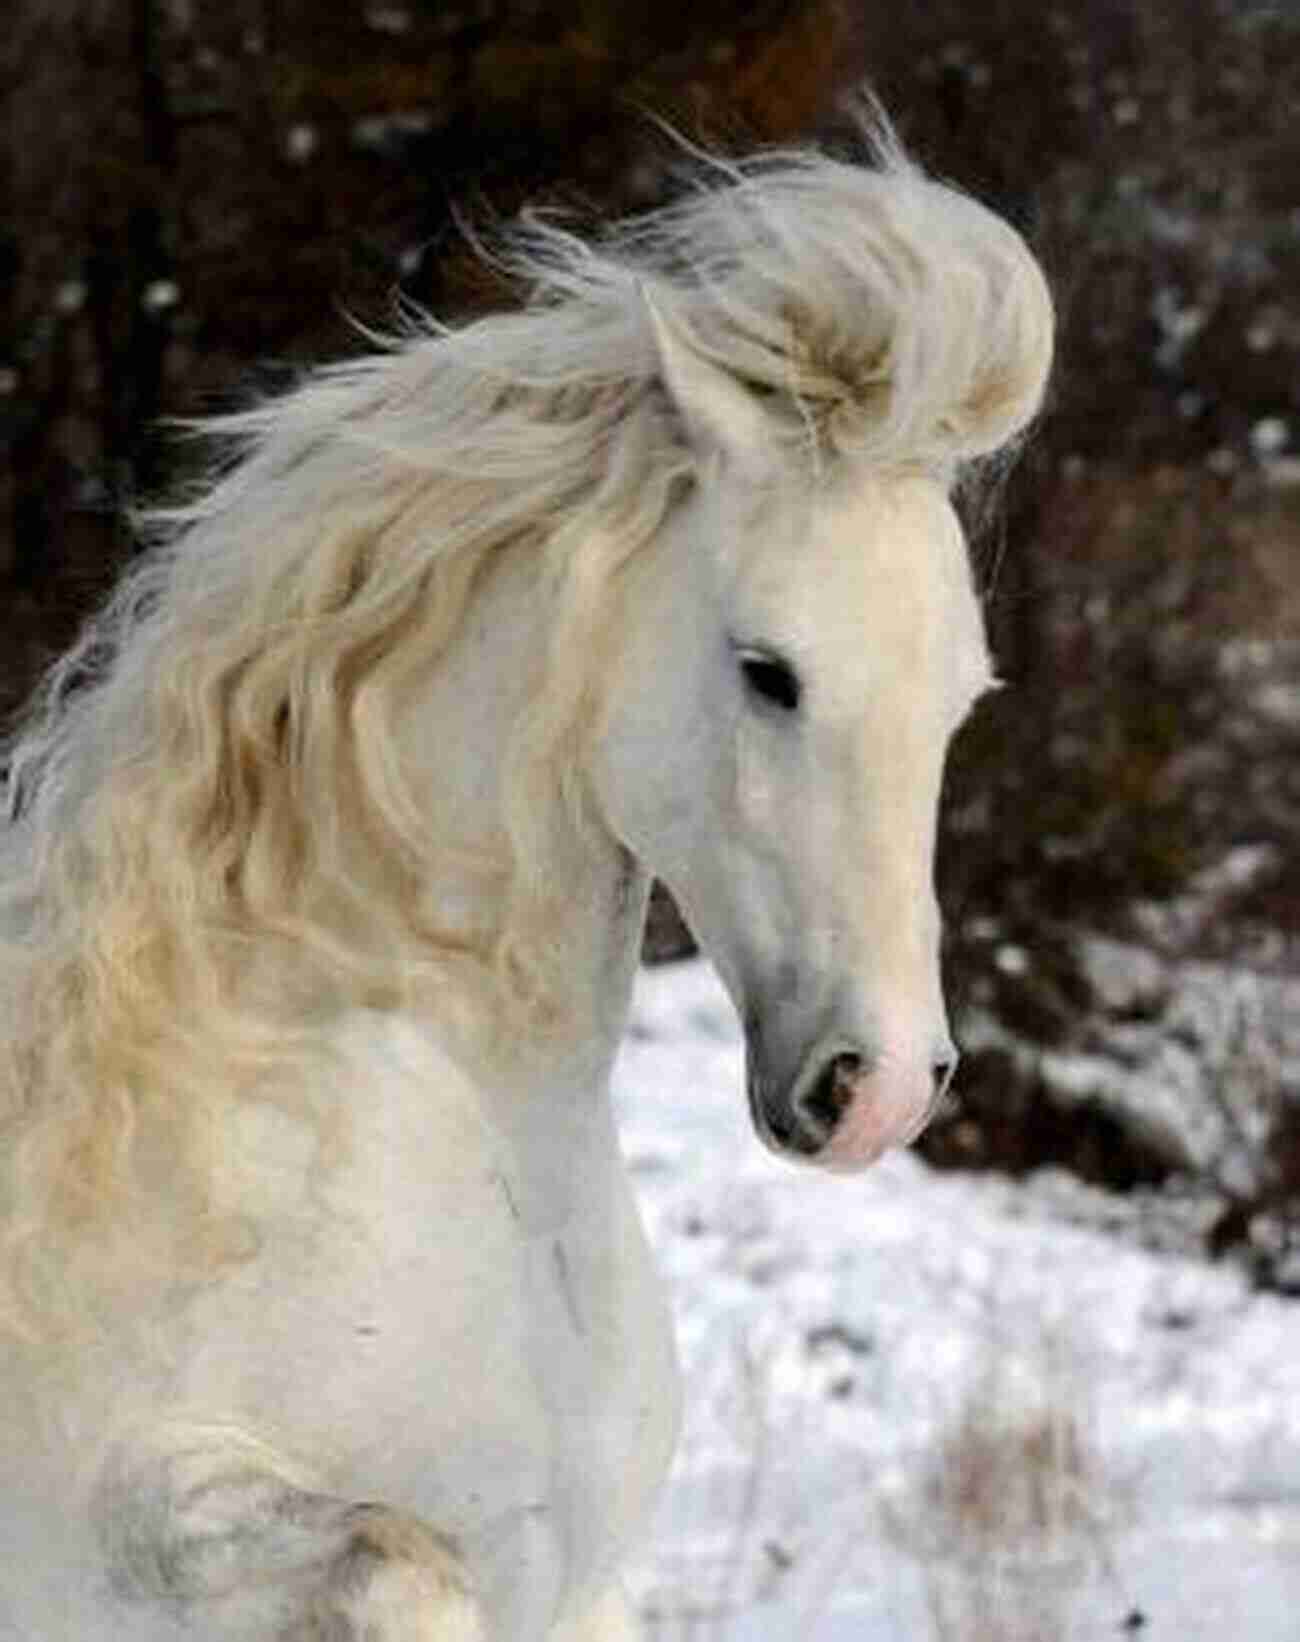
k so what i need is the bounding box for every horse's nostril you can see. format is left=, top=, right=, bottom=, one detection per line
left=800, top=1050, right=863, bottom=1134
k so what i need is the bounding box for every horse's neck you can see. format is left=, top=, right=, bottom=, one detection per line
left=400, top=546, right=649, bottom=1134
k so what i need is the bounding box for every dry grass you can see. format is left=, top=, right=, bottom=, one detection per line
left=882, top=1331, right=1136, bottom=1642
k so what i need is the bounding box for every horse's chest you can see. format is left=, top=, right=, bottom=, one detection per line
left=323, top=1107, right=681, bottom=1612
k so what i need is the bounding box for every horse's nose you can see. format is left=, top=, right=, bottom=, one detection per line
left=802, top=1038, right=952, bottom=1172
left=794, top=1041, right=957, bottom=1148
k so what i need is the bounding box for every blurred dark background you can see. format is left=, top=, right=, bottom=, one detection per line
left=4, top=1, right=1298, bottom=1275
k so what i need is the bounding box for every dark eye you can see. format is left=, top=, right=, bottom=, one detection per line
left=738, top=647, right=802, bottom=713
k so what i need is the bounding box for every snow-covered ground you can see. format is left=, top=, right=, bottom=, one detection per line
left=612, top=959, right=1300, bottom=1640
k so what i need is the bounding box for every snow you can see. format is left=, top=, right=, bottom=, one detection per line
left=612, top=959, right=1300, bottom=1639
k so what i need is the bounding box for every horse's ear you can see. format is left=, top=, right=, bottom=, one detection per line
left=641, top=286, right=770, bottom=472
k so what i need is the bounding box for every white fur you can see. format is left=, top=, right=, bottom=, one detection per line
left=0, top=126, right=1051, bottom=1638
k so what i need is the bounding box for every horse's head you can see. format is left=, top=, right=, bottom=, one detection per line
left=592, top=304, right=998, bottom=1172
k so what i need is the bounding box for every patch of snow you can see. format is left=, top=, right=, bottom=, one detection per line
left=352, top=111, right=434, bottom=153
left=54, top=280, right=86, bottom=315
left=1251, top=417, right=1289, bottom=457
left=365, top=5, right=411, bottom=32
left=1075, top=935, right=1167, bottom=1017
left=141, top=280, right=180, bottom=314
left=286, top=124, right=319, bottom=164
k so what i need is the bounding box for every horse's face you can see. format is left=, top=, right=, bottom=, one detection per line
left=591, top=309, right=994, bottom=1171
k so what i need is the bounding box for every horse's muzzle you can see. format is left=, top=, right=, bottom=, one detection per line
left=748, top=1038, right=956, bottom=1171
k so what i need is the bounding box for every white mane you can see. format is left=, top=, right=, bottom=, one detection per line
left=0, top=132, right=1052, bottom=1353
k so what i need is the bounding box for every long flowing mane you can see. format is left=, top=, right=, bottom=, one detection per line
left=0, top=132, right=1052, bottom=1352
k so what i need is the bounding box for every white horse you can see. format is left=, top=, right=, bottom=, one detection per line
left=0, top=130, right=1051, bottom=1640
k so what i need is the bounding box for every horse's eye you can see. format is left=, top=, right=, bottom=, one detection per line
left=738, top=648, right=802, bottom=713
